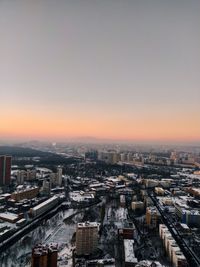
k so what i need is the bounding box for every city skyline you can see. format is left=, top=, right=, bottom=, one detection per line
left=0, top=0, right=200, bottom=144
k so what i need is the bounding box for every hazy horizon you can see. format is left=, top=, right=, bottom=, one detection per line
left=1, top=0, right=200, bottom=143
left=0, top=136, right=200, bottom=148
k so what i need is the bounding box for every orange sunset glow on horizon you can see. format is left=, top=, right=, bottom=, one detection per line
left=1, top=109, right=200, bottom=143
left=0, top=1, right=200, bottom=144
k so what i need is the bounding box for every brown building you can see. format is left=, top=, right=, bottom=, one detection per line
left=0, top=156, right=11, bottom=186
left=186, top=187, right=200, bottom=198
left=76, top=222, right=100, bottom=256
left=11, top=187, right=39, bottom=201
left=118, top=227, right=135, bottom=240
left=0, top=212, right=19, bottom=223
left=31, top=243, right=58, bottom=267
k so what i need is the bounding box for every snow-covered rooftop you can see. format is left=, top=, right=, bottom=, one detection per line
left=31, top=196, right=58, bottom=211
left=77, top=222, right=100, bottom=228
left=0, top=212, right=18, bottom=222
left=124, top=239, right=138, bottom=263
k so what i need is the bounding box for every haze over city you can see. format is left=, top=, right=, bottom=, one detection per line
left=0, top=0, right=200, bottom=144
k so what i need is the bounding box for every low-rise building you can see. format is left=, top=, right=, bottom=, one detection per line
left=131, top=201, right=144, bottom=212
left=123, top=239, right=138, bottom=266
left=186, top=187, right=200, bottom=197
left=174, top=198, right=200, bottom=227
left=11, top=186, right=39, bottom=201
left=161, top=197, right=173, bottom=206
left=0, top=212, right=19, bottom=223
left=69, top=191, right=95, bottom=203
left=30, top=196, right=59, bottom=217
left=118, top=223, right=136, bottom=240
left=155, top=187, right=165, bottom=196
left=143, top=179, right=159, bottom=188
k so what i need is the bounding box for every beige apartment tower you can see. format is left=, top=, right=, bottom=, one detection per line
left=76, top=222, right=100, bottom=256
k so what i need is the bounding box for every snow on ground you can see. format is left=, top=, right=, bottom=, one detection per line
left=114, top=207, right=127, bottom=221
left=136, top=260, right=167, bottom=267
left=0, top=209, right=83, bottom=267
left=58, top=244, right=74, bottom=267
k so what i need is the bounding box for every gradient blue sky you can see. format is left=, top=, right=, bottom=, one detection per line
left=0, top=0, right=200, bottom=143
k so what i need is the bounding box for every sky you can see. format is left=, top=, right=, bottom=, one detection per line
left=0, top=0, right=200, bottom=144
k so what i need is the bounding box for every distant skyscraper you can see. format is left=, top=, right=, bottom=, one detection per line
left=0, top=156, right=12, bottom=186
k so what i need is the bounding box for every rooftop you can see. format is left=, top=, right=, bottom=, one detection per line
left=0, top=212, right=18, bottom=222
left=31, top=196, right=58, bottom=211
left=77, top=221, right=100, bottom=228
left=124, top=239, right=138, bottom=263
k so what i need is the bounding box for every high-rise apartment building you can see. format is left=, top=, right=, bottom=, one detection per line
left=146, top=207, right=160, bottom=228
left=17, top=170, right=26, bottom=184
left=0, top=156, right=12, bottom=186
left=50, top=167, right=62, bottom=187
left=98, top=151, right=119, bottom=164
left=76, top=222, right=100, bottom=256
left=31, top=243, right=58, bottom=267
left=57, top=167, right=62, bottom=186
left=42, top=179, right=51, bottom=196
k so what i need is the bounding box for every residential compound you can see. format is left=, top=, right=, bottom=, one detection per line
left=95, top=149, right=200, bottom=168
left=0, top=145, right=200, bottom=267
left=17, top=170, right=37, bottom=184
